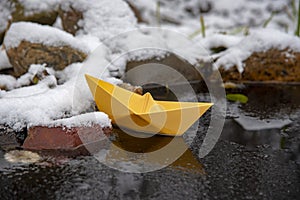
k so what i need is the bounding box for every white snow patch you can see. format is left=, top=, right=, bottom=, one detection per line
left=0, top=0, right=11, bottom=33
left=0, top=75, right=16, bottom=90
left=4, top=22, right=90, bottom=54
left=2, top=75, right=57, bottom=99
left=199, top=34, right=243, bottom=51
left=48, top=112, right=111, bottom=128
left=75, top=34, right=101, bottom=52
left=0, top=48, right=12, bottom=70
left=60, top=0, right=137, bottom=41
left=18, top=0, right=61, bottom=16
left=52, top=16, right=63, bottom=30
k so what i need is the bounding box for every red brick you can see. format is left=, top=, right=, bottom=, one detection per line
left=23, top=125, right=111, bottom=150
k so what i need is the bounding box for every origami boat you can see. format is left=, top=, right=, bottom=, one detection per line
left=85, top=74, right=212, bottom=136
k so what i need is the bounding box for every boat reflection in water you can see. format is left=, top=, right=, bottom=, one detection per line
left=85, top=128, right=205, bottom=174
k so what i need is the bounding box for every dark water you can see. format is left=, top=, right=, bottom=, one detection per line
left=0, top=84, right=299, bottom=200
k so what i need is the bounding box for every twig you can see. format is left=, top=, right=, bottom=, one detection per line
left=200, top=15, right=206, bottom=38
left=263, top=12, right=275, bottom=28
left=295, top=0, right=300, bottom=36
left=156, top=1, right=161, bottom=27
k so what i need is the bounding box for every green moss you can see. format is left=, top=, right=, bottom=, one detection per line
left=226, top=94, right=248, bottom=104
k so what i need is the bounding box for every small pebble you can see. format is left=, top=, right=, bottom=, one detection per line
left=4, top=150, right=41, bottom=164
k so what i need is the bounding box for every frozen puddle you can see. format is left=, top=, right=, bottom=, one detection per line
left=221, top=110, right=293, bottom=150
left=221, top=118, right=291, bottom=150
left=234, top=114, right=292, bottom=131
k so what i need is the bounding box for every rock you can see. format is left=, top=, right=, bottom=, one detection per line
left=0, top=0, right=60, bottom=44
left=219, top=49, right=300, bottom=82
left=4, top=22, right=88, bottom=77
left=124, top=53, right=208, bottom=95
left=59, top=0, right=137, bottom=40
left=11, top=0, right=59, bottom=26
left=14, top=64, right=57, bottom=88
left=125, top=53, right=202, bottom=84
left=58, top=7, right=83, bottom=35
left=0, top=125, right=26, bottom=151
left=22, top=125, right=112, bottom=151
left=0, top=33, right=6, bottom=46
left=117, top=83, right=143, bottom=95
left=4, top=150, right=41, bottom=164
left=6, top=41, right=87, bottom=77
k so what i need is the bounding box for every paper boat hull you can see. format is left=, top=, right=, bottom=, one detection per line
left=85, top=74, right=212, bottom=136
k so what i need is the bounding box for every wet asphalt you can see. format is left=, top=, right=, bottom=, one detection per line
left=0, top=84, right=299, bottom=200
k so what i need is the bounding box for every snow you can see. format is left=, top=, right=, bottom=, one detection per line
left=1, top=75, right=56, bottom=99
left=48, top=112, right=111, bottom=128
left=52, top=16, right=63, bottom=30
left=199, top=34, right=243, bottom=51
left=213, top=29, right=300, bottom=72
left=18, top=0, right=61, bottom=16
left=60, top=0, right=137, bottom=41
left=75, top=35, right=101, bottom=52
left=0, top=75, right=16, bottom=90
left=0, top=79, right=69, bottom=130
left=4, top=22, right=90, bottom=54
left=127, top=0, right=295, bottom=33
left=0, top=48, right=12, bottom=70
left=0, top=0, right=11, bottom=33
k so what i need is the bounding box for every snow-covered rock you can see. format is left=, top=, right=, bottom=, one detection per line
left=48, top=112, right=111, bottom=128
left=60, top=0, right=137, bottom=40
left=24, top=113, right=111, bottom=151
left=0, top=42, right=119, bottom=131
left=4, top=22, right=89, bottom=52
left=4, top=22, right=89, bottom=76
left=17, top=0, right=61, bottom=16
left=213, top=29, right=300, bottom=73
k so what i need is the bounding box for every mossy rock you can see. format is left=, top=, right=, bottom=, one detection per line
left=0, top=0, right=59, bottom=44
left=219, top=49, right=300, bottom=82
left=6, top=41, right=87, bottom=77
left=125, top=53, right=202, bottom=84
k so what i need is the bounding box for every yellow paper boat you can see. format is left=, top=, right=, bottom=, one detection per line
left=85, top=74, right=212, bottom=136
